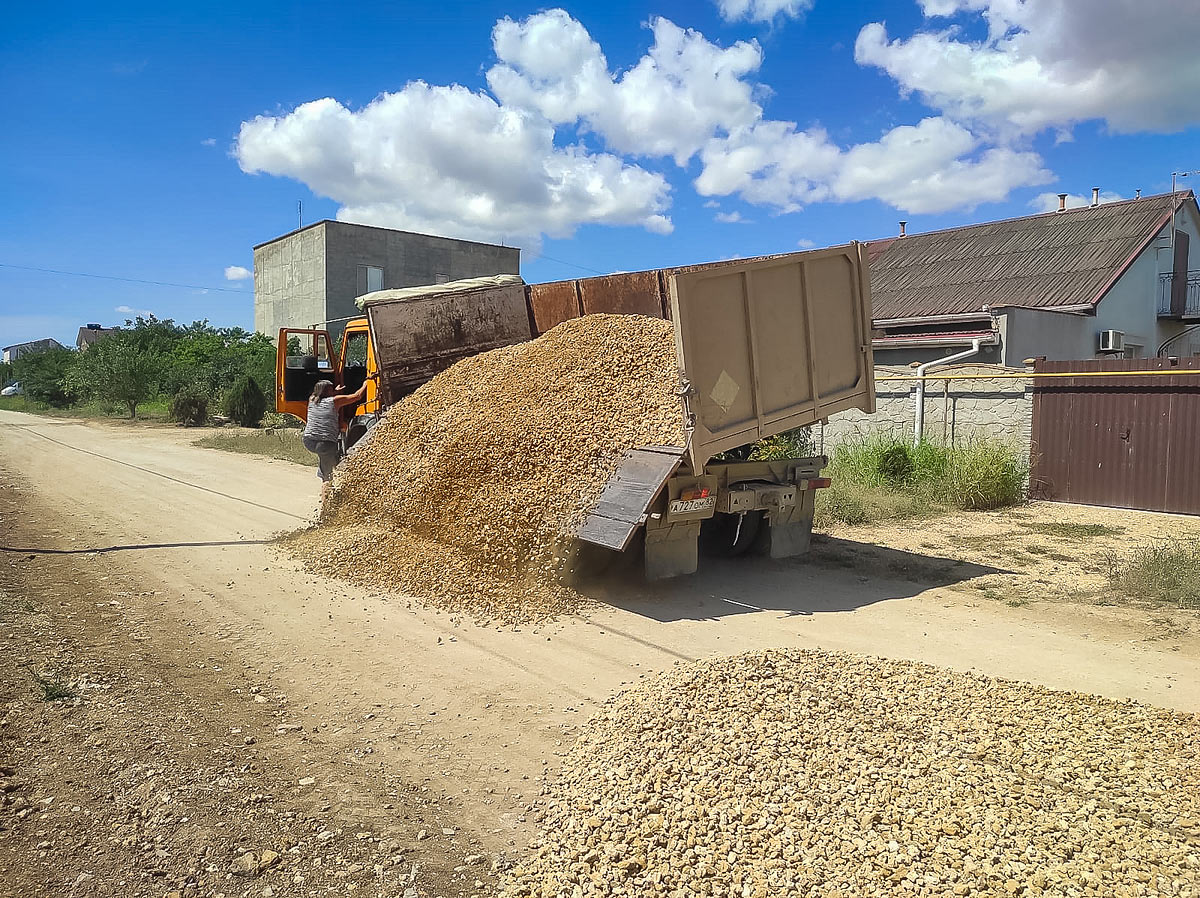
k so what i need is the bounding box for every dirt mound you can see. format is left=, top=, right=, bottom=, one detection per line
left=285, top=314, right=685, bottom=623
left=499, top=649, right=1200, bottom=897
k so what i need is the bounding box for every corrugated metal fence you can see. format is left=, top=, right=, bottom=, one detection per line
left=1030, top=358, right=1200, bottom=514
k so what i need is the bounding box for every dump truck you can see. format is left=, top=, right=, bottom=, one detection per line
left=276, top=244, right=875, bottom=579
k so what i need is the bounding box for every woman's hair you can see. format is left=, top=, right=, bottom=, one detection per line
left=310, top=380, right=334, bottom=402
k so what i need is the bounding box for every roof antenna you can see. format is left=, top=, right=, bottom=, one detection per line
left=298, top=200, right=303, bottom=230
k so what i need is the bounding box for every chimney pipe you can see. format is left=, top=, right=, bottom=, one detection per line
left=1091, top=186, right=1100, bottom=207
left=898, top=220, right=907, bottom=237
left=1057, top=193, right=1068, bottom=213
left=1136, top=189, right=1141, bottom=199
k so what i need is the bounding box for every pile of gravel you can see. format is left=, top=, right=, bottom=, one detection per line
left=285, top=315, right=684, bottom=623
left=499, top=649, right=1200, bottom=897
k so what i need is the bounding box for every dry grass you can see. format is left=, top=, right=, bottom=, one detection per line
left=1107, top=540, right=1200, bottom=609
left=196, top=429, right=316, bottom=466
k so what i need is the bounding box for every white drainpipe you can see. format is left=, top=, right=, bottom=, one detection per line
left=913, top=339, right=983, bottom=446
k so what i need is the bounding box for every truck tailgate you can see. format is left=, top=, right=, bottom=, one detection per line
left=669, top=244, right=874, bottom=469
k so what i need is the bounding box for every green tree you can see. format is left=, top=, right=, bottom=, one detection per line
left=68, top=334, right=161, bottom=418
left=0, top=360, right=12, bottom=386
left=12, top=347, right=78, bottom=407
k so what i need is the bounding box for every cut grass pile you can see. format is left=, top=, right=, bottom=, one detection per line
left=196, top=429, right=316, bottom=467
left=816, top=434, right=1027, bottom=527
left=1107, top=540, right=1200, bottom=609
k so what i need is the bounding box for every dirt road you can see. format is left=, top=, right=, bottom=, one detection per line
left=2, top=408, right=1198, bottom=896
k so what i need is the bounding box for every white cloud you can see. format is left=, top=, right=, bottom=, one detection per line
left=115, top=305, right=154, bottom=317
left=1029, top=190, right=1124, bottom=213
left=236, top=9, right=1065, bottom=242
left=224, top=265, right=253, bottom=281
left=698, top=116, right=1050, bottom=214
left=201, top=138, right=217, bottom=147
left=830, top=117, right=1052, bottom=214
left=237, top=83, right=671, bottom=250
left=796, top=238, right=816, bottom=248
left=856, top=0, right=1200, bottom=136
left=714, top=211, right=751, bottom=223
left=488, top=13, right=763, bottom=165
left=716, top=0, right=814, bottom=24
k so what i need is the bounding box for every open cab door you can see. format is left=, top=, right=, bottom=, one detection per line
left=276, top=329, right=339, bottom=423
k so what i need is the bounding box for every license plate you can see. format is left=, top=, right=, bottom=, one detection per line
left=669, top=496, right=717, bottom=515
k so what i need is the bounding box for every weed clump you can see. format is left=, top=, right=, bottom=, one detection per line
left=1107, top=541, right=1200, bottom=608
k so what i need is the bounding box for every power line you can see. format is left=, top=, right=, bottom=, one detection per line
left=0, top=262, right=247, bottom=294
left=534, top=253, right=607, bottom=276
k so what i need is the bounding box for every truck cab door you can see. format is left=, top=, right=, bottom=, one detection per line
left=338, top=322, right=381, bottom=419
left=276, top=328, right=339, bottom=422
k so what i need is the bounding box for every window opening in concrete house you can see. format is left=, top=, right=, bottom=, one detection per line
left=357, top=265, right=384, bottom=296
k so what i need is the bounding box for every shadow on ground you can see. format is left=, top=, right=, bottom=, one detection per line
left=582, top=534, right=1004, bottom=623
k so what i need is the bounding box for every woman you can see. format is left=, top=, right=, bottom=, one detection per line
left=303, top=378, right=369, bottom=493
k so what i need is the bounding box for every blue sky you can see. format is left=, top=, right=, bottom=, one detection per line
left=2, top=0, right=1198, bottom=348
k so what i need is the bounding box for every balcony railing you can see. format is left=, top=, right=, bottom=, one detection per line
left=1158, top=271, right=1200, bottom=318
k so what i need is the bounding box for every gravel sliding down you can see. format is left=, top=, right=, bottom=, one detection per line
left=285, top=314, right=685, bottom=624
left=499, top=649, right=1200, bottom=898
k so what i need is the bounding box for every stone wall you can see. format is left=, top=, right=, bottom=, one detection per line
left=812, top=364, right=1033, bottom=456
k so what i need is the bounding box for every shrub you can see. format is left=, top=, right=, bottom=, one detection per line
left=1107, top=540, right=1200, bottom=608
left=170, top=385, right=209, bottom=426
left=223, top=375, right=267, bottom=427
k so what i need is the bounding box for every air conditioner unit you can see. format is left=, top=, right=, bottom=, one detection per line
left=1098, top=329, right=1125, bottom=353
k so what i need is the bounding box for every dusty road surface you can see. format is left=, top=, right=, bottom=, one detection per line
left=2, top=407, right=1199, bottom=897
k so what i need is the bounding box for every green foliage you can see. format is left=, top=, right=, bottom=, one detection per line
left=12, top=347, right=78, bottom=407
left=0, top=360, right=12, bottom=386
left=223, top=374, right=267, bottom=427
left=746, top=427, right=812, bottom=461
left=169, top=385, right=209, bottom=426
left=818, top=434, right=1028, bottom=525
left=32, top=665, right=76, bottom=702
left=8, top=317, right=278, bottom=422
left=1107, top=540, right=1200, bottom=608
left=877, top=444, right=914, bottom=486
left=66, top=332, right=161, bottom=418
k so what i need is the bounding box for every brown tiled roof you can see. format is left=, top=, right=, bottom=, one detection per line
left=868, top=191, right=1194, bottom=322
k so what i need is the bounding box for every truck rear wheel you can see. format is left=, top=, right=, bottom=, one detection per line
left=700, top=511, right=763, bottom=558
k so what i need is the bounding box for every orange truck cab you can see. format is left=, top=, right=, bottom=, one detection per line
left=275, top=318, right=382, bottom=450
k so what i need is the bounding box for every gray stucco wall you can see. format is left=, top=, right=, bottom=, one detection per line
left=253, top=223, right=326, bottom=338
left=813, top=364, right=1033, bottom=459
left=872, top=343, right=1004, bottom=368
left=322, top=221, right=521, bottom=330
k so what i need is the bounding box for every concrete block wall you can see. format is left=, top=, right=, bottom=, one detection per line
left=813, top=364, right=1033, bottom=457
left=323, top=222, right=520, bottom=329
left=253, top=224, right=326, bottom=337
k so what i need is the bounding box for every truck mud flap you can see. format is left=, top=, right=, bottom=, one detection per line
left=576, top=445, right=685, bottom=551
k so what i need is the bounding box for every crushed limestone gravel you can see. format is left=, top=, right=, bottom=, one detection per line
left=499, top=649, right=1200, bottom=897
left=284, top=314, right=685, bottom=624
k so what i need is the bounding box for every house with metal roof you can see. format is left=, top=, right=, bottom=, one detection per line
left=868, top=190, right=1200, bottom=366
